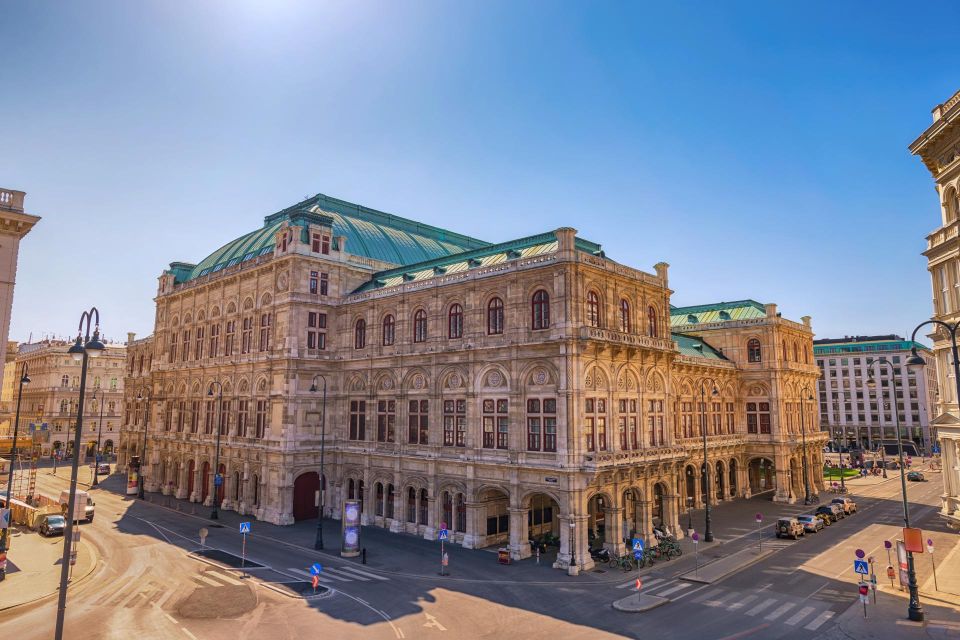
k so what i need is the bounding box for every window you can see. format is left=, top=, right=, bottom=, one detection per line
left=312, top=232, right=330, bottom=255
left=482, top=399, right=509, bottom=449
left=170, top=331, right=178, bottom=362
left=241, top=317, right=253, bottom=354
left=725, top=402, right=735, bottom=434
left=407, top=487, right=416, bottom=523
left=181, top=330, right=190, bottom=362
left=349, top=400, right=366, bottom=440
left=255, top=400, right=268, bottom=438
left=746, top=402, right=771, bottom=434
left=747, top=338, right=762, bottom=363
left=320, top=272, right=329, bottom=295
left=377, top=400, right=396, bottom=442
left=443, top=399, right=466, bottom=447
left=382, top=314, right=395, bottom=346
left=225, top=320, right=236, bottom=356
left=586, top=291, right=602, bottom=328
left=61, top=375, right=69, bottom=388
left=163, top=401, right=172, bottom=431
left=190, top=400, right=200, bottom=433
left=620, top=299, right=631, bottom=333
left=205, top=400, right=215, bottom=434
left=413, top=310, right=427, bottom=343
left=487, top=297, right=504, bottom=335
left=219, top=399, right=231, bottom=435
left=408, top=400, right=428, bottom=444
left=711, top=401, right=722, bottom=435
left=532, top=289, right=550, bottom=330
left=793, top=342, right=800, bottom=362
left=448, top=304, right=463, bottom=339
left=209, top=323, right=220, bottom=357
left=307, top=312, right=327, bottom=350
left=194, top=326, right=205, bottom=360
left=237, top=400, right=249, bottom=437
left=618, top=399, right=638, bottom=449
left=525, top=398, right=556, bottom=452
left=648, top=399, right=664, bottom=446
left=176, top=401, right=186, bottom=432
left=681, top=401, right=694, bottom=438
left=309, top=271, right=319, bottom=295
left=355, top=319, right=367, bottom=349
left=647, top=306, right=658, bottom=338
left=782, top=340, right=788, bottom=362
left=259, top=313, right=272, bottom=351
left=584, top=398, right=606, bottom=451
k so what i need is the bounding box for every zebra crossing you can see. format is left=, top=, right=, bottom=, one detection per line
left=283, top=564, right=390, bottom=584
left=191, top=569, right=246, bottom=589
left=614, top=578, right=836, bottom=631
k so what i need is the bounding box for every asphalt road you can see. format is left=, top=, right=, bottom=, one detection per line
left=0, top=464, right=952, bottom=640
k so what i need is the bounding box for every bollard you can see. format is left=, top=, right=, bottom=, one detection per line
left=362, top=548, right=367, bottom=565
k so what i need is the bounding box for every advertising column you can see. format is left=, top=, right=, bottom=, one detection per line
left=341, top=499, right=361, bottom=558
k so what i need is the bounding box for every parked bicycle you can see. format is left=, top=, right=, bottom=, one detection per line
left=608, top=554, right=635, bottom=572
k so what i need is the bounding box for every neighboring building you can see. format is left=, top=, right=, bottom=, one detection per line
left=0, top=190, right=40, bottom=394
left=118, top=192, right=825, bottom=569
left=14, top=340, right=126, bottom=458
left=911, top=89, right=960, bottom=530
left=814, top=336, right=936, bottom=453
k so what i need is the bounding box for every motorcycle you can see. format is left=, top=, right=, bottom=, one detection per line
left=589, top=547, right=610, bottom=562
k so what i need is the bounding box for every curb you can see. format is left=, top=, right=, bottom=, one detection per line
left=0, top=538, right=99, bottom=614
left=612, top=593, right=668, bottom=612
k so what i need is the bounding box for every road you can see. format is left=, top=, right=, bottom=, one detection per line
left=0, top=463, right=953, bottom=640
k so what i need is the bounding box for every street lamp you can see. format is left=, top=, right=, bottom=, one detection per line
left=309, top=374, right=327, bottom=550
left=831, top=392, right=847, bottom=492
left=0, top=364, right=30, bottom=581
left=136, top=388, right=151, bottom=499
left=699, top=379, right=719, bottom=542
left=55, top=307, right=106, bottom=640
left=867, top=358, right=923, bottom=623
left=686, top=496, right=693, bottom=532
left=799, top=386, right=814, bottom=505
left=91, top=390, right=105, bottom=487
left=208, top=382, right=224, bottom=520
left=568, top=520, right=576, bottom=571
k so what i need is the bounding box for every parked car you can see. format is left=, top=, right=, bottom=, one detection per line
left=797, top=514, right=824, bottom=533
left=906, top=471, right=927, bottom=482
left=831, top=497, right=857, bottom=515
left=97, top=463, right=111, bottom=475
left=40, top=514, right=66, bottom=537
left=816, top=504, right=843, bottom=522
left=814, top=511, right=833, bottom=527
left=775, top=517, right=805, bottom=539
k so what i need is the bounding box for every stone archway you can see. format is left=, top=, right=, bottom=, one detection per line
left=729, top=459, right=738, bottom=497
left=748, top=457, right=775, bottom=495
left=293, top=471, right=320, bottom=521
left=715, top=460, right=725, bottom=501
left=684, top=464, right=697, bottom=509
left=621, top=488, right=645, bottom=543
left=477, top=487, right=509, bottom=548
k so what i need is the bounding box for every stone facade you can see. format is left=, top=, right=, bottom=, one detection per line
left=0, top=189, right=40, bottom=395
left=118, top=194, right=825, bottom=570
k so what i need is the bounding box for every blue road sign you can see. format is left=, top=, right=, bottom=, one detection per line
left=633, top=549, right=642, bottom=560
left=214, top=474, right=223, bottom=487
left=310, top=563, right=323, bottom=576
left=854, top=559, right=869, bottom=575
left=632, top=538, right=644, bottom=552
left=438, top=529, right=449, bottom=541
left=239, top=521, right=251, bottom=534
left=932, top=443, right=941, bottom=454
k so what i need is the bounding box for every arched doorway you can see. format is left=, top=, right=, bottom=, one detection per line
left=86, top=441, right=97, bottom=458
left=685, top=465, right=696, bottom=505
left=748, top=458, right=774, bottom=494
left=526, top=493, right=560, bottom=540
left=621, top=488, right=643, bottom=542
left=233, top=471, right=241, bottom=503
left=386, top=484, right=396, bottom=519
left=201, top=461, right=210, bottom=501
left=715, top=461, right=725, bottom=500
left=587, top=493, right=609, bottom=544
left=478, top=487, right=509, bottom=547
left=293, top=471, right=320, bottom=521
left=187, top=460, right=196, bottom=497
left=652, top=483, right=666, bottom=528
left=729, top=459, right=738, bottom=497
left=216, top=463, right=226, bottom=504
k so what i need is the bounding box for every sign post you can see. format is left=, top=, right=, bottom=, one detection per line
left=438, top=522, right=449, bottom=576
left=239, top=522, right=251, bottom=577
left=927, top=538, right=938, bottom=591
left=868, top=556, right=877, bottom=604
left=691, top=532, right=700, bottom=576
left=755, top=513, right=762, bottom=552
left=859, top=582, right=869, bottom=618
left=632, top=537, right=644, bottom=595
left=199, top=527, right=208, bottom=550
left=309, top=562, right=323, bottom=595
left=884, top=540, right=894, bottom=588
left=896, top=540, right=909, bottom=591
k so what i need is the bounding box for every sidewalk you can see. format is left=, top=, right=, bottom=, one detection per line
left=0, top=525, right=96, bottom=611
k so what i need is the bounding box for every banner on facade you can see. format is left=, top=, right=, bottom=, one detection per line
left=341, top=499, right=361, bottom=558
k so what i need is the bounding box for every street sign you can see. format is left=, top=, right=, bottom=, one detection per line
left=633, top=549, right=642, bottom=560
left=883, top=540, right=892, bottom=550
left=632, top=537, right=644, bottom=552
left=440, top=521, right=447, bottom=530
left=854, top=560, right=869, bottom=575
left=310, top=562, right=323, bottom=576
left=858, top=583, right=869, bottom=596
left=855, top=548, right=865, bottom=559
left=636, top=578, right=642, bottom=591
left=0, top=508, right=9, bottom=529
left=438, top=528, right=449, bottom=541
left=691, top=532, right=700, bottom=544
left=214, top=474, right=223, bottom=487
left=755, top=513, right=762, bottom=523
left=312, top=574, right=320, bottom=590
left=239, top=521, right=251, bottom=534
left=927, top=538, right=935, bottom=554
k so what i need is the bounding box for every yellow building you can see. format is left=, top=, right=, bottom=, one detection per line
left=119, top=193, right=825, bottom=568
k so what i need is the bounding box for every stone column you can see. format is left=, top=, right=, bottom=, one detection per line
left=508, top=508, right=531, bottom=560
left=569, top=514, right=594, bottom=572
left=221, top=469, right=235, bottom=511
left=389, top=485, right=404, bottom=533
left=422, top=496, right=438, bottom=541
left=461, top=501, right=483, bottom=549
left=176, top=463, right=189, bottom=500
left=638, top=500, right=654, bottom=546
left=604, top=506, right=626, bottom=555
left=665, top=491, right=684, bottom=539
left=774, top=453, right=793, bottom=503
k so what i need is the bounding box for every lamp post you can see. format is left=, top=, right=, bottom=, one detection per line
left=832, top=392, right=847, bottom=492
left=309, top=375, right=327, bottom=550
left=799, top=386, right=813, bottom=505
left=137, top=388, right=151, bottom=499
left=0, top=364, right=30, bottom=581
left=569, top=520, right=576, bottom=571
left=699, top=379, right=719, bottom=542
left=91, top=390, right=105, bottom=487
left=686, top=496, right=693, bottom=533
left=208, top=382, right=224, bottom=520
left=55, top=307, right=106, bottom=640
left=868, top=358, right=923, bottom=623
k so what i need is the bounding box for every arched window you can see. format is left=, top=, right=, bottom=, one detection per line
left=407, top=487, right=417, bottom=523
left=619, top=299, right=631, bottom=333
left=804, top=344, right=810, bottom=364
left=647, top=306, right=658, bottom=338
left=793, top=341, right=800, bottom=362
left=946, top=187, right=960, bottom=223
left=487, top=297, right=504, bottom=335
left=782, top=340, right=788, bottom=362
left=586, top=291, right=602, bottom=328
left=258, top=312, right=272, bottom=351
left=382, top=315, right=395, bottom=346
left=413, top=309, right=427, bottom=343
left=354, top=319, right=366, bottom=349
left=532, top=290, right=550, bottom=329
left=747, top=338, right=762, bottom=363
left=448, top=304, right=463, bottom=339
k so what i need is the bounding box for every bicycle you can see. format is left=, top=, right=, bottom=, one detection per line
left=609, top=554, right=635, bottom=572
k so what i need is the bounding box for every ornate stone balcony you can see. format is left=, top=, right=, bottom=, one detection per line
left=0, top=189, right=25, bottom=212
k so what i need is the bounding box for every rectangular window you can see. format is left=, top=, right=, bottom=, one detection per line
left=725, top=402, right=735, bottom=434
left=349, top=400, right=366, bottom=441
left=259, top=313, right=272, bottom=351
left=176, top=401, right=185, bottom=432
left=170, top=332, right=178, bottom=362
left=443, top=399, right=466, bottom=447
left=190, top=400, right=200, bottom=433
left=195, top=326, right=204, bottom=360
left=219, top=399, right=231, bottom=436
left=241, top=318, right=253, bottom=354
left=712, top=401, right=722, bottom=435
left=647, top=399, right=664, bottom=446
left=584, top=398, right=607, bottom=451
left=759, top=403, right=771, bottom=434
left=320, top=272, right=329, bottom=295
left=483, top=399, right=509, bottom=449
left=526, top=398, right=557, bottom=452
left=527, top=399, right=541, bottom=451
left=681, top=401, right=694, bottom=438
left=309, top=270, right=318, bottom=295
left=225, top=320, right=235, bottom=356
left=205, top=400, right=215, bottom=435
left=377, top=400, right=396, bottom=443
left=408, top=400, right=428, bottom=444
left=209, top=324, right=220, bottom=358
left=182, top=330, right=190, bottom=362
left=585, top=398, right=595, bottom=452
left=255, top=400, right=268, bottom=438
left=747, top=402, right=770, bottom=434
left=237, top=400, right=249, bottom=437
left=164, top=402, right=172, bottom=431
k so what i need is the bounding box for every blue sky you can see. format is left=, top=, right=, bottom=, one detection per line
left=0, top=1, right=955, bottom=344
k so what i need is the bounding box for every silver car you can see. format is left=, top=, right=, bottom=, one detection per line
left=797, top=514, right=824, bottom=533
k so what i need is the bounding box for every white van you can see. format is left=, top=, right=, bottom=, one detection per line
left=59, top=490, right=95, bottom=522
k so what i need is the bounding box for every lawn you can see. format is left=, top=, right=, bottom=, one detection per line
left=823, top=468, right=861, bottom=480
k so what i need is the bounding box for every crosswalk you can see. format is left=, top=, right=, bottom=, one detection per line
left=615, top=577, right=837, bottom=631
left=192, top=569, right=245, bottom=589
left=283, top=564, right=390, bottom=585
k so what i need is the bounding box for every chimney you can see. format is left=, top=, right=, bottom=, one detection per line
left=765, top=303, right=778, bottom=318
left=801, top=315, right=811, bottom=328
left=654, top=262, right=669, bottom=285
left=126, top=332, right=136, bottom=345
left=555, top=227, right=577, bottom=254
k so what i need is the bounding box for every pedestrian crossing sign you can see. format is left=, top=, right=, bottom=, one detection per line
left=239, top=521, right=251, bottom=534
left=632, top=537, right=644, bottom=552
left=438, top=528, right=449, bottom=541
left=853, top=559, right=869, bottom=575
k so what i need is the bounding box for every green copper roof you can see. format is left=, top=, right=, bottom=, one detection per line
left=351, top=231, right=605, bottom=293
left=813, top=340, right=932, bottom=356
left=670, top=300, right=766, bottom=326
left=673, top=333, right=728, bottom=360
left=173, top=193, right=491, bottom=282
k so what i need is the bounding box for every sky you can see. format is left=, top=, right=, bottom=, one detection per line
left=0, top=1, right=956, bottom=345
